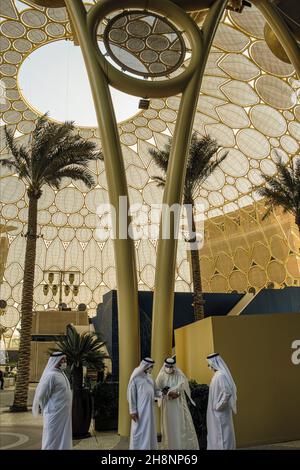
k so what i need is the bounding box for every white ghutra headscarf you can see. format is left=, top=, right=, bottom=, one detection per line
left=127, top=358, right=155, bottom=402
left=32, top=352, right=66, bottom=417
left=207, top=353, right=237, bottom=414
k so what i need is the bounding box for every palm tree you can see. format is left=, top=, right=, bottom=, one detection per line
left=149, top=133, right=228, bottom=321
left=1, top=115, right=100, bottom=411
left=51, top=325, right=108, bottom=392
left=50, top=325, right=109, bottom=437
left=256, top=153, right=300, bottom=231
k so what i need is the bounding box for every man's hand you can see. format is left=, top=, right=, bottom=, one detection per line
left=168, top=391, right=180, bottom=399
left=130, top=413, right=138, bottom=422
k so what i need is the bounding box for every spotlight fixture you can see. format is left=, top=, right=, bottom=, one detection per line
left=226, top=0, right=251, bottom=13
left=59, top=302, right=67, bottom=310
left=73, top=285, right=79, bottom=296
left=43, top=284, right=49, bottom=295
left=138, top=98, right=150, bottom=110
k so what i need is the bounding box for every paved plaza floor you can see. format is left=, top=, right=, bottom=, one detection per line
left=1, top=387, right=300, bottom=451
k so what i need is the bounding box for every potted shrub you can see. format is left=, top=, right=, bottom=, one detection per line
left=51, top=325, right=108, bottom=438
left=93, top=378, right=118, bottom=431
left=188, top=380, right=209, bottom=450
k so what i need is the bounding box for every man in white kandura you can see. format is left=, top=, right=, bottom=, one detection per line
left=206, top=353, right=237, bottom=450
left=127, top=357, right=161, bottom=450
left=32, top=351, right=72, bottom=450
left=156, top=357, right=199, bottom=450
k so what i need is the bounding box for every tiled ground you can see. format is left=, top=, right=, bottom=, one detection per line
left=0, top=387, right=121, bottom=450
left=1, top=388, right=299, bottom=451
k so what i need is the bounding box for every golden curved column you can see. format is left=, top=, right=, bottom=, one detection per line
left=65, top=0, right=227, bottom=436
left=254, top=0, right=300, bottom=78
left=64, top=0, right=204, bottom=436
left=151, top=0, right=229, bottom=377
left=64, top=0, right=140, bottom=436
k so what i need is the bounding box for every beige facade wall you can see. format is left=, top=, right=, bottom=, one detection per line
left=30, top=310, right=89, bottom=381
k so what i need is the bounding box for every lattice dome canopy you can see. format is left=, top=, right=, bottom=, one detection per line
left=0, top=1, right=299, bottom=345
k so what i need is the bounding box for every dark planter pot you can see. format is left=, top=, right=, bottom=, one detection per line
left=72, top=388, right=92, bottom=439
left=93, top=382, right=118, bottom=432
left=188, top=383, right=209, bottom=450
left=95, top=416, right=118, bottom=431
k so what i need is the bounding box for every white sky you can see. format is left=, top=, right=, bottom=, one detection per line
left=19, top=40, right=140, bottom=126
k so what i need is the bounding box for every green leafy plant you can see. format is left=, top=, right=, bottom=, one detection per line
left=51, top=325, right=110, bottom=438
left=256, top=153, right=300, bottom=231
left=188, top=379, right=209, bottom=450
left=93, top=380, right=119, bottom=431
left=50, top=325, right=109, bottom=391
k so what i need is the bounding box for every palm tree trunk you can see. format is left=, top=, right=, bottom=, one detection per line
left=189, top=206, right=205, bottom=321
left=11, top=193, right=39, bottom=411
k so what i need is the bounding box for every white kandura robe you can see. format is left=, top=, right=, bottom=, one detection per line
left=38, top=370, right=73, bottom=450
left=206, top=370, right=236, bottom=450
left=128, top=374, right=159, bottom=450
left=156, top=372, right=199, bottom=450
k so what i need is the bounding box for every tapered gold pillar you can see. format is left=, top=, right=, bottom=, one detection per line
left=65, top=0, right=228, bottom=436
left=254, top=0, right=300, bottom=78
left=151, top=0, right=229, bottom=376
left=65, top=1, right=140, bottom=436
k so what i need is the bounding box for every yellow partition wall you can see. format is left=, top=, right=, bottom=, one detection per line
left=175, top=313, right=300, bottom=447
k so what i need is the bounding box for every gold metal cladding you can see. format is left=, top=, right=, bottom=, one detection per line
left=173, top=0, right=215, bottom=10
left=150, top=0, right=229, bottom=377
left=264, top=23, right=291, bottom=64
left=65, top=0, right=140, bottom=436
left=29, top=0, right=66, bottom=7
left=253, top=0, right=300, bottom=78
left=87, top=0, right=203, bottom=98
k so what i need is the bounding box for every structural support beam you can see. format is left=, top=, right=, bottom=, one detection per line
left=227, top=292, right=259, bottom=316
left=151, top=0, right=229, bottom=375
left=64, top=0, right=140, bottom=436
left=254, top=0, right=300, bottom=78
left=65, top=0, right=228, bottom=436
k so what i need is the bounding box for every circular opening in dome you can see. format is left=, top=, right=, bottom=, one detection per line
left=18, top=40, right=140, bottom=126
left=101, top=10, right=187, bottom=78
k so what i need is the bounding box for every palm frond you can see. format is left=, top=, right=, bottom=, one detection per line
left=256, top=185, right=295, bottom=214
left=32, top=119, right=75, bottom=163
left=257, top=151, right=299, bottom=218
left=148, top=143, right=171, bottom=174
left=0, top=158, right=19, bottom=173
left=149, top=132, right=228, bottom=204
left=4, top=126, right=21, bottom=164
left=48, top=166, right=96, bottom=189
left=51, top=325, right=109, bottom=370
left=31, top=113, right=49, bottom=142
left=151, top=175, right=166, bottom=188
left=40, top=141, right=100, bottom=180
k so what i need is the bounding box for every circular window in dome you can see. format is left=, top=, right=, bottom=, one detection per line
left=102, top=10, right=187, bottom=78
